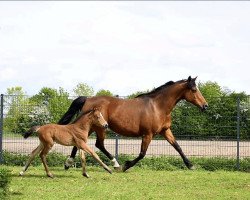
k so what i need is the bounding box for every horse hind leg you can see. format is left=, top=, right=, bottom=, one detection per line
left=95, top=130, right=121, bottom=170
left=79, top=149, right=89, bottom=178
left=19, top=143, right=43, bottom=176
left=40, top=143, right=54, bottom=178
left=123, top=134, right=152, bottom=172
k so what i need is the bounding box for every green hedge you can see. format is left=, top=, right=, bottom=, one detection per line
left=0, top=168, right=11, bottom=199
left=2, top=151, right=250, bottom=172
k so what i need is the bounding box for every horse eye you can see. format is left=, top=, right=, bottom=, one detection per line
left=191, top=86, right=197, bottom=92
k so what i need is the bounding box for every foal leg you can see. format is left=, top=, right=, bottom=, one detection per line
left=95, top=129, right=120, bottom=170
left=123, top=134, right=152, bottom=172
left=161, top=129, right=194, bottom=169
left=19, top=143, right=43, bottom=176
left=40, top=143, right=54, bottom=178
left=79, top=149, right=89, bottom=178
left=78, top=141, right=112, bottom=174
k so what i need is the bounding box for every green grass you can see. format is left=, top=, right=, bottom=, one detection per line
left=3, top=165, right=250, bottom=200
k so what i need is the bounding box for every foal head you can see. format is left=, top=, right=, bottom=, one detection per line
left=182, top=76, right=208, bottom=111
left=90, top=108, right=108, bottom=129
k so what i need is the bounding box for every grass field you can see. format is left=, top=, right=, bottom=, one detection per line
left=3, top=165, right=250, bottom=200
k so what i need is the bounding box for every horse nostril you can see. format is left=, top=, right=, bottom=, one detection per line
left=104, top=124, right=108, bottom=129
left=203, top=104, right=208, bottom=110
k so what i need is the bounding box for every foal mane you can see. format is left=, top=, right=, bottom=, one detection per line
left=135, top=79, right=186, bottom=98
left=70, top=109, right=94, bottom=124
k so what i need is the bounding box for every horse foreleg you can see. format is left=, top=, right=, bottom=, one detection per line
left=65, top=132, right=94, bottom=170
left=64, top=146, right=78, bottom=170
left=79, top=142, right=112, bottom=174
left=79, top=149, right=89, bottom=178
left=161, top=129, right=194, bottom=169
left=40, top=143, right=53, bottom=178
left=95, top=129, right=121, bottom=170
left=19, top=143, right=43, bottom=176
left=123, top=134, right=152, bottom=172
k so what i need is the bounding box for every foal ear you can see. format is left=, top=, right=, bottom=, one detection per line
left=188, top=76, right=192, bottom=82
left=93, top=107, right=101, bottom=111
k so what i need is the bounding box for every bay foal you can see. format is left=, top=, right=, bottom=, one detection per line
left=19, top=108, right=112, bottom=178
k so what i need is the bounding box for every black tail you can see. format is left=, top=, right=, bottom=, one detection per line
left=58, top=96, right=87, bottom=125
left=23, top=126, right=40, bottom=139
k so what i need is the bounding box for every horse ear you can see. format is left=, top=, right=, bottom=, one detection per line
left=93, top=107, right=101, bottom=111
left=188, top=76, right=192, bottom=82
left=193, top=76, right=198, bottom=81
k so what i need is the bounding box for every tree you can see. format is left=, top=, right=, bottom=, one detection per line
left=171, top=81, right=250, bottom=139
left=31, top=87, right=71, bottom=123
left=95, top=89, right=113, bottom=96
left=3, top=87, right=30, bottom=134
left=73, top=83, right=94, bottom=97
left=127, top=90, right=150, bottom=99
left=4, top=86, right=71, bottom=134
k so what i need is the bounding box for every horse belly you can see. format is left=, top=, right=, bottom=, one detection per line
left=109, top=118, right=141, bottom=137
left=54, top=133, right=75, bottom=146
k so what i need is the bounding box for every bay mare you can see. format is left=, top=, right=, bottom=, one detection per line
left=20, top=108, right=112, bottom=178
left=59, top=76, right=208, bottom=171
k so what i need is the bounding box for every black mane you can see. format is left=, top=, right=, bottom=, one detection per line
left=136, top=80, right=186, bottom=98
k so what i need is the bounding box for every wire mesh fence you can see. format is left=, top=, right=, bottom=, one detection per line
left=0, top=94, right=249, bottom=167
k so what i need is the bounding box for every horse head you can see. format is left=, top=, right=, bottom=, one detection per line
left=92, top=107, right=108, bottom=129
left=183, top=76, right=208, bottom=111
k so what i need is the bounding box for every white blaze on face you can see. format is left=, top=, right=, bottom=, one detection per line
left=100, top=112, right=104, bottom=119
left=100, top=112, right=106, bottom=125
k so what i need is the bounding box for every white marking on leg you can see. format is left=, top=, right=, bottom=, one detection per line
left=112, top=158, right=120, bottom=168
left=65, top=157, right=75, bottom=167
left=19, top=171, right=24, bottom=176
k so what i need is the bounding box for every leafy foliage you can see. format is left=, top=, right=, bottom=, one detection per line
left=171, top=81, right=250, bottom=139
left=72, top=83, right=94, bottom=96
left=3, top=151, right=250, bottom=172
left=95, top=89, right=113, bottom=96
left=0, top=168, right=11, bottom=199
left=2, top=81, right=249, bottom=139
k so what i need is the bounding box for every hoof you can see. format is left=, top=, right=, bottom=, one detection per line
left=123, top=161, right=132, bottom=172
left=19, top=171, right=24, bottom=176
left=64, top=164, right=70, bottom=170
left=64, top=157, right=74, bottom=170
left=189, top=165, right=196, bottom=170
left=83, top=173, right=90, bottom=178
left=47, top=173, right=54, bottom=178
left=114, top=166, right=122, bottom=172
left=104, top=167, right=112, bottom=174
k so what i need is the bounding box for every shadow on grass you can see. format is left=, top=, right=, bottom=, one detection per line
left=10, top=191, right=23, bottom=197
left=11, top=173, right=78, bottom=179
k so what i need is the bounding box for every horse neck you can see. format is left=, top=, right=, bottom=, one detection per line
left=73, top=118, right=92, bottom=132
left=153, top=83, right=186, bottom=113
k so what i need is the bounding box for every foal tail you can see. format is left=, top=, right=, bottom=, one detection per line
left=23, top=126, right=40, bottom=139
left=58, top=96, right=87, bottom=125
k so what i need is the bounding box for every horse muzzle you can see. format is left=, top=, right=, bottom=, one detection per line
left=201, top=104, right=208, bottom=111
left=103, top=123, right=109, bottom=129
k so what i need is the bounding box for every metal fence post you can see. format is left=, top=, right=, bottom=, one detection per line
left=114, top=94, right=119, bottom=160
left=0, top=94, right=4, bottom=164
left=236, top=96, right=240, bottom=170
left=115, top=133, right=119, bottom=160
